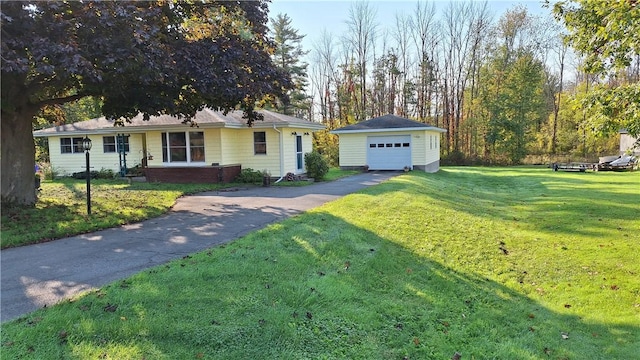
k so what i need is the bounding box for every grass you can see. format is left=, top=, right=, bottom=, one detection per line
left=0, top=179, right=227, bottom=249
left=1, top=167, right=638, bottom=359
left=273, top=168, right=362, bottom=187
left=0, top=168, right=360, bottom=248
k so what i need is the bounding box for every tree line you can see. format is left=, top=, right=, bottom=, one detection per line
left=276, top=1, right=639, bottom=166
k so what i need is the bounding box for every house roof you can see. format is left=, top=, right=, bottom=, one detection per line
left=330, top=114, right=446, bottom=134
left=33, top=109, right=324, bottom=137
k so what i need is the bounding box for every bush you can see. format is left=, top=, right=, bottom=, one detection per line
left=72, top=170, right=99, bottom=179
left=235, top=168, right=263, bottom=184
left=39, top=163, right=60, bottom=180
left=305, top=151, right=329, bottom=180
left=96, top=168, right=116, bottom=179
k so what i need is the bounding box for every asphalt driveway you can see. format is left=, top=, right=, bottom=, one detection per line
left=1, top=171, right=398, bottom=322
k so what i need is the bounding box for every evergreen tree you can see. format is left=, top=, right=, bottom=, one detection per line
left=270, top=13, right=311, bottom=117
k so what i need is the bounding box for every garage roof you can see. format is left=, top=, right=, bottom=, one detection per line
left=331, top=114, right=446, bottom=134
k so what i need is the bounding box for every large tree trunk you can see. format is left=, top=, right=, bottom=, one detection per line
left=1, top=108, right=38, bottom=206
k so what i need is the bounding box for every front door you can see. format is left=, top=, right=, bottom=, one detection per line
left=295, top=135, right=303, bottom=172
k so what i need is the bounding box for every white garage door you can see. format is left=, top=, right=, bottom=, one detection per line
left=367, top=135, right=411, bottom=170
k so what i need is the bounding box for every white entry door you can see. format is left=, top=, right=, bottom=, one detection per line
left=367, top=135, right=411, bottom=170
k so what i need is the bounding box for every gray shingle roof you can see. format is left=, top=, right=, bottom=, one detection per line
left=331, top=114, right=445, bottom=133
left=33, top=109, right=324, bottom=136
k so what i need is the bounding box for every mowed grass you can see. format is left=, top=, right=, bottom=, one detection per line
left=0, top=179, right=227, bottom=249
left=0, top=169, right=357, bottom=249
left=1, top=167, right=638, bottom=359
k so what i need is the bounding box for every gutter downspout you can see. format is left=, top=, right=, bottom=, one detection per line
left=273, top=124, right=285, bottom=183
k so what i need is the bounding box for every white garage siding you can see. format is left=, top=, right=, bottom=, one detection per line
left=367, top=135, right=412, bottom=170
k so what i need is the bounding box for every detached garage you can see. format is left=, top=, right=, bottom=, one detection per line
left=331, top=114, right=446, bottom=173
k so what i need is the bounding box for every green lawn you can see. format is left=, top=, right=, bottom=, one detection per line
left=0, top=169, right=358, bottom=249
left=1, top=167, right=639, bottom=359
left=0, top=179, right=227, bottom=249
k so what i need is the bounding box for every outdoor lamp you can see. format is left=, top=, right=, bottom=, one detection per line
left=82, top=136, right=92, bottom=151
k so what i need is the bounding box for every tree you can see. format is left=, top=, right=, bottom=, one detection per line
left=1, top=1, right=291, bottom=205
left=344, top=1, right=378, bottom=121
left=269, top=13, right=310, bottom=117
left=553, top=0, right=640, bottom=138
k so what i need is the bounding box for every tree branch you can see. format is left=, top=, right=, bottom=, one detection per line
left=33, top=93, right=88, bottom=109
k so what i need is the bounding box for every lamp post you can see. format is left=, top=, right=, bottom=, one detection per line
left=82, top=136, right=93, bottom=215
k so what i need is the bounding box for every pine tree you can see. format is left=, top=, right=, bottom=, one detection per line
left=270, top=13, right=311, bottom=117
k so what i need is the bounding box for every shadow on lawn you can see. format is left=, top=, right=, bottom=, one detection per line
left=388, top=167, right=640, bottom=238
left=4, top=211, right=637, bottom=359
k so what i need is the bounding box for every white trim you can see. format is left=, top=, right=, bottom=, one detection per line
left=331, top=127, right=446, bottom=134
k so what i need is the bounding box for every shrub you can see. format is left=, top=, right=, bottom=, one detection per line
left=72, top=170, right=99, bottom=179
left=39, top=163, right=60, bottom=180
left=235, top=168, right=263, bottom=184
left=96, top=168, right=116, bottom=179
left=305, top=151, right=329, bottom=180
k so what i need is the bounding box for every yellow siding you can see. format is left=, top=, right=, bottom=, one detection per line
left=48, top=135, right=144, bottom=175
left=411, top=132, right=426, bottom=164
left=47, top=127, right=318, bottom=178
left=145, top=130, right=163, bottom=167
left=424, top=131, right=442, bottom=165
left=338, top=133, right=368, bottom=166
left=220, top=128, right=282, bottom=175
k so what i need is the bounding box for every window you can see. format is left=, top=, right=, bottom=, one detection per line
left=60, top=137, right=85, bottom=154
left=254, top=131, right=266, bottom=155
left=161, top=131, right=205, bottom=163
left=103, top=135, right=130, bottom=153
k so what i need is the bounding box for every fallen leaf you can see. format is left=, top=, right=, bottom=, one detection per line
left=395, top=323, right=403, bottom=330
left=544, top=347, right=552, bottom=355
left=344, top=261, right=351, bottom=270
left=306, top=312, right=313, bottom=320
left=529, top=326, right=535, bottom=332
left=528, top=313, right=535, bottom=319
left=592, top=332, right=599, bottom=337
left=103, top=303, right=118, bottom=312
left=196, top=352, right=204, bottom=359
left=58, top=330, right=68, bottom=340
left=452, top=352, right=462, bottom=360
left=561, top=332, right=569, bottom=340
left=406, top=268, right=413, bottom=274
left=413, top=337, right=420, bottom=346
left=564, top=304, right=571, bottom=308
left=611, top=285, right=619, bottom=290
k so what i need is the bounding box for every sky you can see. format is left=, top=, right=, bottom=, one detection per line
left=267, top=0, right=553, bottom=55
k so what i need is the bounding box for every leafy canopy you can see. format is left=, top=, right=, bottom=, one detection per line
left=553, top=0, right=640, bottom=138
left=1, top=1, right=292, bottom=124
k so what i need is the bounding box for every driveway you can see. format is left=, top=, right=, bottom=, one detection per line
left=1, top=171, right=398, bottom=322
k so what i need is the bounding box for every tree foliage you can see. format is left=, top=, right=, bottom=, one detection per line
left=1, top=1, right=291, bottom=205
left=269, top=13, right=310, bottom=117
left=553, top=0, right=640, bottom=138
